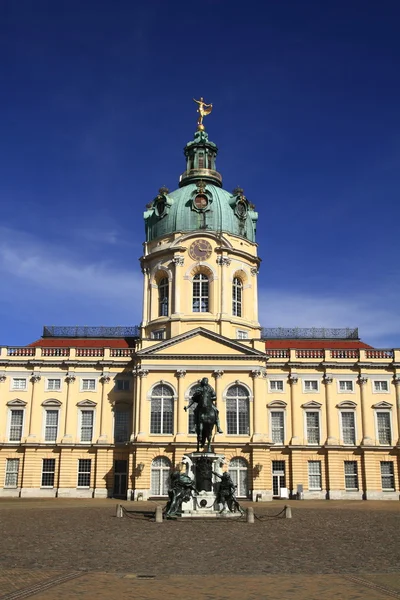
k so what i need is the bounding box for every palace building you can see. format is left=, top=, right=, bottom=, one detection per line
left=1, top=114, right=399, bottom=501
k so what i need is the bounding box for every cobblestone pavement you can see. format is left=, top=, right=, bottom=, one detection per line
left=0, top=499, right=398, bottom=599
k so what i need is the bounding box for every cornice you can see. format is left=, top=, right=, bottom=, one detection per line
left=139, top=354, right=267, bottom=361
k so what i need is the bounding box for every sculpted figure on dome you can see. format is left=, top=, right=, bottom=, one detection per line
left=193, top=97, right=213, bottom=128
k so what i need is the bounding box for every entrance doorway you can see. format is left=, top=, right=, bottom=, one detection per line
left=272, top=461, right=286, bottom=497
left=113, top=460, right=128, bottom=497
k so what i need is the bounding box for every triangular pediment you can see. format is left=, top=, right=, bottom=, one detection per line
left=7, top=398, right=27, bottom=407
left=372, top=401, right=392, bottom=409
left=137, top=328, right=266, bottom=358
left=77, top=399, right=97, bottom=407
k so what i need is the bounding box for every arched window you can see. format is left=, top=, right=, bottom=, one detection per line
left=151, top=456, right=171, bottom=496
left=158, top=277, right=169, bottom=317
left=228, top=457, right=249, bottom=497
left=232, top=277, right=243, bottom=317
left=226, top=384, right=249, bottom=435
left=150, top=384, right=174, bottom=434
left=193, top=273, right=209, bottom=312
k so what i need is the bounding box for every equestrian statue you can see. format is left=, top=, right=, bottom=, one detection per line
left=184, top=377, right=223, bottom=452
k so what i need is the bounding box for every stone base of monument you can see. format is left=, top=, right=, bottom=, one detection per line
left=179, top=451, right=242, bottom=518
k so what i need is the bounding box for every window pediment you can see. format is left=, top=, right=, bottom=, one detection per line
left=267, top=400, right=287, bottom=408
left=301, top=401, right=322, bottom=409
left=42, top=398, right=62, bottom=407
left=7, top=398, right=27, bottom=407
left=77, top=399, right=97, bottom=407
left=336, top=401, right=357, bottom=409
left=372, top=401, right=392, bottom=409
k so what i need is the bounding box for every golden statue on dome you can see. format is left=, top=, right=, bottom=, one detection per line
left=193, top=97, right=213, bottom=130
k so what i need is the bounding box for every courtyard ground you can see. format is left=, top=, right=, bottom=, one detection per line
left=0, top=498, right=399, bottom=599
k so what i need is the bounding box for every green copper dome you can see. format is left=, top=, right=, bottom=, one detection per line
left=144, top=129, right=258, bottom=243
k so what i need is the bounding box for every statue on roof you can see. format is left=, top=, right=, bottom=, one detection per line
left=193, top=97, right=213, bottom=130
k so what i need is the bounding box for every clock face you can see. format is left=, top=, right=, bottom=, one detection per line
left=189, top=239, right=212, bottom=261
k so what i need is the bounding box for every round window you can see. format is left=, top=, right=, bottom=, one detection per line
left=236, top=201, right=247, bottom=219
left=194, top=194, right=208, bottom=210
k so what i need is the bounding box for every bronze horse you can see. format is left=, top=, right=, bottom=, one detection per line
left=185, top=377, right=221, bottom=452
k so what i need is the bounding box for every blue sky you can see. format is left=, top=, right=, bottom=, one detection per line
left=1, top=0, right=400, bottom=347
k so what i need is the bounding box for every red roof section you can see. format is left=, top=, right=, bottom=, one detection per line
left=29, top=338, right=131, bottom=348
left=265, top=340, right=373, bottom=349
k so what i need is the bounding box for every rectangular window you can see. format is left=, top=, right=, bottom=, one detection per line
left=236, top=330, right=248, bottom=340
left=12, top=378, right=27, bottom=390
left=374, top=381, right=389, bottom=392
left=80, top=411, right=94, bottom=442
left=304, top=380, right=318, bottom=392
left=339, top=380, right=353, bottom=392
left=9, top=410, right=24, bottom=442
left=77, top=459, right=91, bottom=488
left=377, top=412, right=391, bottom=445
left=81, top=379, right=96, bottom=391
left=47, top=379, right=61, bottom=391
left=44, top=410, right=59, bottom=442
left=308, top=460, right=322, bottom=490
left=41, top=459, right=56, bottom=487
left=271, top=411, right=284, bottom=444
left=152, top=330, right=165, bottom=340
left=344, top=461, right=358, bottom=490
left=114, top=410, right=130, bottom=442
left=380, top=462, right=395, bottom=491
left=4, top=458, right=19, bottom=488
left=306, top=411, right=320, bottom=444
left=116, top=380, right=130, bottom=392
left=198, top=153, right=204, bottom=168
left=341, top=412, right=356, bottom=444
left=270, top=380, right=284, bottom=392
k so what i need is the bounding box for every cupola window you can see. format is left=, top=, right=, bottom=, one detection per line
left=193, top=273, right=209, bottom=312
left=232, top=277, right=243, bottom=317
left=194, top=194, right=208, bottom=210
left=158, top=278, right=169, bottom=317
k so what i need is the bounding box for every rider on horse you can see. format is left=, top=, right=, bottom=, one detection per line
left=185, top=377, right=223, bottom=434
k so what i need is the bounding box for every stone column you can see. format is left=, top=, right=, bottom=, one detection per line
left=289, top=373, right=301, bottom=445
left=323, top=374, right=337, bottom=445
left=358, top=375, right=373, bottom=446
left=250, top=267, right=259, bottom=324
left=172, top=256, right=184, bottom=314
left=26, top=373, right=41, bottom=442
left=136, top=369, right=149, bottom=441
left=62, top=373, right=76, bottom=443
left=141, top=267, right=150, bottom=327
left=175, top=369, right=187, bottom=437
left=216, top=256, right=231, bottom=333
left=251, top=368, right=268, bottom=442
left=394, top=376, right=400, bottom=445
left=212, top=370, right=224, bottom=435
left=98, top=373, right=111, bottom=443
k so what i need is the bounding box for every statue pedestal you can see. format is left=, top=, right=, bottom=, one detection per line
left=179, top=451, right=240, bottom=518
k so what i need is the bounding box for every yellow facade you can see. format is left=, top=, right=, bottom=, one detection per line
left=1, top=125, right=399, bottom=502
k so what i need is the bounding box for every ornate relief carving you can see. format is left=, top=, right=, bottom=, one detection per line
left=176, top=369, right=186, bottom=378
left=250, top=369, right=263, bottom=378
left=212, top=370, right=224, bottom=379
left=393, top=376, right=400, bottom=386
left=65, top=373, right=76, bottom=384
left=323, top=374, right=333, bottom=385
left=0, top=374, right=6, bottom=383
left=288, top=374, right=299, bottom=384
left=137, top=369, right=149, bottom=378
left=250, top=267, right=259, bottom=276
left=216, top=256, right=231, bottom=267
left=100, top=373, right=111, bottom=384
left=358, top=375, right=368, bottom=385
left=172, top=256, right=185, bottom=266
left=30, top=373, right=41, bottom=383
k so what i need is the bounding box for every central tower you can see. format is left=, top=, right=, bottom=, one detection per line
left=140, top=102, right=261, bottom=341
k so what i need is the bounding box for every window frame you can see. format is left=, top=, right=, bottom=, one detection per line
left=373, top=380, right=390, bottom=394
left=192, top=272, right=209, bottom=313
left=4, top=458, right=20, bottom=488
left=77, top=459, right=92, bottom=488
left=115, top=379, right=130, bottom=392
left=225, top=385, right=250, bottom=436
left=344, top=461, right=359, bottom=491
left=232, top=277, right=243, bottom=317
left=236, top=329, right=249, bottom=340
left=308, top=460, right=322, bottom=490
left=270, top=410, right=285, bottom=444
left=304, top=410, right=321, bottom=445
left=303, top=379, right=319, bottom=393
left=46, top=378, right=62, bottom=392
left=80, top=378, right=97, bottom=392
left=340, top=410, right=357, bottom=445
left=114, top=407, right=130, bottom=443
left=149, top=384, right=175, bottom=435
left=41, top=458, right=56, bottom=488
left=78, top=409, right=95, bottom=443
left=158, top=277, right=169, bottom=317
left=11, top=378, right=27, bottom=392
left=338, top=380, right=354, bottom=393
left=43, top=408, right=60, bottom=443
left=152, top=329, right=166, bottom=340
left=375, top=410, right=392, bottom=445
left=380, top=461, right=395, bottom=491
left=7, top=408, right=25, bottom=442
left=269, top=379, right=285, bottom=393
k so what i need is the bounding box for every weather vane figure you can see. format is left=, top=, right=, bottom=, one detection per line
left=193, top=97, right=213, bottom=130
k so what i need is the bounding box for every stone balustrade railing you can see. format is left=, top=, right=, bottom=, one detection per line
left=266, top=349, right=289, bottom=358
left=110, top=348, right=135, bottom=357
left=76, top=348, right=104, bottom=357
left=7, top=347, right=35, bottom=356
left=41, top=348, right=70, bottom=357
left=296, top=349, right=324, bottom=358
left=365, top=349, right=394, bottom=359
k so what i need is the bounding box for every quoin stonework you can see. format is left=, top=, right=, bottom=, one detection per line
left=1, top=113, right=399, bottom=501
